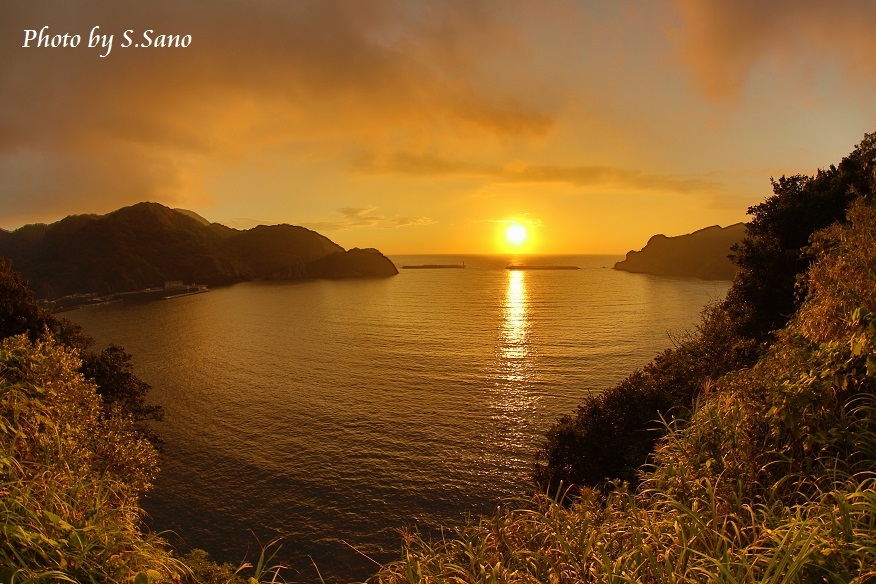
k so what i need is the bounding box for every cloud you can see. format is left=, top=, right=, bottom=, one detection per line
left=352, top=152, right=486, bottom=176
left=479, top=214, right=543, bottom=226
left=303, top=206, right=432, bottom=231
left=356, top=152, right=722, bottom=195
left=392, top=216, right=435, bottom=227
left=0, top=0, right=562, bottom=223
left=671, top=0, right=876, bottom=100
left=500, top=163, right=718, bottom=193
left=304, top=207, right=383, bottom=231
left=338, top=207, right=382, bottom=219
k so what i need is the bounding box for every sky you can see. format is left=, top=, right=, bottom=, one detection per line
left=2, top=0, right=875, bottom=254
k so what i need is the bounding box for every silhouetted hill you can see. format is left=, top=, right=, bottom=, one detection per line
left=614, top=223, right=747, bottom=280
left=309, top=248, right=400, bottom=278
left=173, top=208, right=211, bottom=226
left=228, top=224, right=343, bottom=279
left=0, top=203, right=397, bottom=297
left=208, top=223, right=239, bottom=239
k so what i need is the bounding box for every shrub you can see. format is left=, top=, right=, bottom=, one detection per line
left=535, top=302, right=760, bottom=492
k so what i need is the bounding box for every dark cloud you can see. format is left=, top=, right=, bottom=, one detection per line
left=672, top=0, right=876, bottom=100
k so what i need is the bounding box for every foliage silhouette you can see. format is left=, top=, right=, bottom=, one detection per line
left=537, top=129, right=876, bottom=493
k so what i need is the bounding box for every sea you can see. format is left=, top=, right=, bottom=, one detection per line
left=65, top=254, right=730, bottom=582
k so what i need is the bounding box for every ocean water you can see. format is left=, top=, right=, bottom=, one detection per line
left=66, top=255, right=730, bottom=581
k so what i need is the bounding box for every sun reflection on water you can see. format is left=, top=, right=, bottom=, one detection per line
left=489, top=268, right=541, bottom=456
left=502, top=270, right=530, bottom=365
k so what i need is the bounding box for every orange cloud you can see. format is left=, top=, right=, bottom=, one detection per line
left=302, top=206, right=433, bottom=231
left=355, top=151, right=721, bottom=195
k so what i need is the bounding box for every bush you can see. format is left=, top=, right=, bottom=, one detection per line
left=725, top=130, right=875, bottom=342
left=535, top=302, right=760, bottom=492
left=794, top=200, right=876, bottom=344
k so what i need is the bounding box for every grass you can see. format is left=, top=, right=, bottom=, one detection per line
left=0, top=335, right=185, bottom=582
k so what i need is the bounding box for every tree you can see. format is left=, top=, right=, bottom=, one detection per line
left=0, top=257, right=58, bottom=340
left=536, top=129, right=876, bottom=494
left=725, top=131, right=876, bottom=341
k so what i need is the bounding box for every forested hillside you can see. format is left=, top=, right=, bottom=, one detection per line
left=0, top=202, right=397, bottom=298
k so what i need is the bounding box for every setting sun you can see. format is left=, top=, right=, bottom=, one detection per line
left=506, top=223, right=528, bottom=246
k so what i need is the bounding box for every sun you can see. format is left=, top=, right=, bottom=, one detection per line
left=505, top=223, right=528, bottom=246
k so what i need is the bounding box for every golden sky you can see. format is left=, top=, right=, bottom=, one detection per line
left=2, top=0, right=875, bottom=254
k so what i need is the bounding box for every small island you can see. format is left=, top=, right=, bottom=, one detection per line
left=402, top=263, right=466, bottom=269
left=506, top=265, right=579, bottom=270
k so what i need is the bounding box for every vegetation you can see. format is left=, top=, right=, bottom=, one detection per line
left=724, top=134, right=875, bottom=343
left=0, top=334, right=178, bottom=582
left=5, top=129, right=876, bottom=581
left=0, top=257, right=163, bottom=426
left=0, top=262, right=288, bottom=582
left=372, top=175, right=876, bottom=583
left=536, top=130, right=876, bottom=493
left=0, top=202, right=397, bottom=299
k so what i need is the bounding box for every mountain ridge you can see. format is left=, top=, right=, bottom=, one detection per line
left=0, top=202, right=397, bottom=298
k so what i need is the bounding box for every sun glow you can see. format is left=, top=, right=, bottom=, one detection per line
left=505, top=223, right=528, bottom=246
